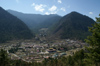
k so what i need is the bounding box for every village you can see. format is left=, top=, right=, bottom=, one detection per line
left=0, top=38, right=87, bottom=63
left=0, top=28, right=88, bottom=63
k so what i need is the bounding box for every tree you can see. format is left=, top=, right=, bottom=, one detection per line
left=85, top=14, right=100, bottom=66
left=66, top=55, right=74, bottom=66
left=0, top=49, right=10, bottom=66
left=73, top=49, right=85, bottom=66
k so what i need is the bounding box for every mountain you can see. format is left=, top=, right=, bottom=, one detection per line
left=35, top=15, right=61, bottom=31
left=52, top=11, right=95, bottom=40
left=0, top=7, right=34, bottom=43
left=7, top=10, right=62, bottom=32
left=7, top=9, right=95, bottom=40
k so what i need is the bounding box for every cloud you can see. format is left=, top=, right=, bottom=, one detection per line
left=31, top=3, right=47, bottom=12
left=16, top=0, right=19, bottom=3
left=49, top=5, right=57, bottom=12
left=89, top=12, right=93, bottom=15
left=46, top=5, right=58, bottom=15
left=34, top=4, right=46, bottom=12
left=31, top=3, right=35, bottom=6
left=45, top=11, right=57, bottom=15
left=58, top=0, right=62, bottom=4
left=45, top=12, right=50, bottom=15
left=60, top=7, right=66, bottom=12
left=50, top=11, right=57, bottom=14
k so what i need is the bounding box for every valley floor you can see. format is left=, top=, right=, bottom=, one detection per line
left=0, top=38, right=87, bottom=63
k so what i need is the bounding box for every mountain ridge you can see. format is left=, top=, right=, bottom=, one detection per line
left=6, top=9, right=95, bottom=40
left=7, top=9, right=62, bottom=33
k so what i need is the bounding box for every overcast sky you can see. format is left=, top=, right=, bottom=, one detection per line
left=0, top=0, right=100, bottom=20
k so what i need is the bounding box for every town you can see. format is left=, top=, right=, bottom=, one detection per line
left=0, top=38, right=87, bottom=63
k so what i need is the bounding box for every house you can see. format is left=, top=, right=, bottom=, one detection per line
left=46, top=48, right=56, bottom=53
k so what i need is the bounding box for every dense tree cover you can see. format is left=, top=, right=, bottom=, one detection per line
left=52, top=11, right=95, bottom=40
left=9, top=44, right=21, bottom=53
left=0, top=49, right=10, bottom=66
left=85, top=14, right=100, bottom=66
left=0, top=7, right=34, bottom=43
left=8, top=48, right=18, bottom=53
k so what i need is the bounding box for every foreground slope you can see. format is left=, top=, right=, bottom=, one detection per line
left=52, top=11, right=95, bottom=40
left=0, top=7, right=34, bottom=43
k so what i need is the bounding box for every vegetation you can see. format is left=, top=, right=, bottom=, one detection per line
left=0, top=7, right=34, bottom=43
left=0, top=14, right=100, bottom=66
left=52, top=11, right=95, bottom=40
left=85, top=14, right=100, bottom=66
left=7, top=10, right=95, bottom=40
left=0, top=6, right=100, bottom=66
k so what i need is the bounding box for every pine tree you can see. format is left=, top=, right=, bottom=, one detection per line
left=85, top=14, right=100, bottom=66
left=0, top=49, right=10, bottom=66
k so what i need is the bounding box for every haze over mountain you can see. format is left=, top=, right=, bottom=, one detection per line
left=0, top=7, right=34, bottom=43
left=6, top=9, right=96, bottom=40
left=7, top=10, right=62, bottom=32
left=51, top=11, right=95, bottom=40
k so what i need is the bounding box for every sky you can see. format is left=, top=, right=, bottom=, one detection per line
left=0, top=0, right=100, bottom=20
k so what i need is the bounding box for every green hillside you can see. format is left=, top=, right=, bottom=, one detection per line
left=52, top=11, right=95, bottom=40
left=0, top=7, right=34, bottom=43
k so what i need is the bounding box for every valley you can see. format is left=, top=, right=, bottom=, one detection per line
left=0, top=6, right=93, bottom=63
left=0, top=2, right=99, bottom=65
left=0, top=26, right=87, bottom=62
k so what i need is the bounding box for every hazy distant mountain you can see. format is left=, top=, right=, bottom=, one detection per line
left=52, top=11, right=95, bottom=40
left=7, top=10, right=61, bottom=32
left=0, top=7, right=34, bottom=43
left=35, top=15, right=61, bottom=31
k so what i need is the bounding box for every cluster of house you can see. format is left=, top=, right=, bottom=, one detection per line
left=0, top=39, right=87, bottom=62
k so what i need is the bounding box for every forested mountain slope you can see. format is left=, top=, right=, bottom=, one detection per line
left=0, top=7, right=34, bottom=43
left=52, top=11, right=95, bottom=40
